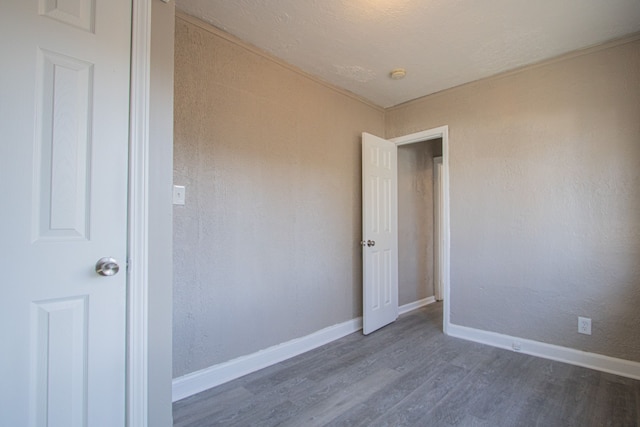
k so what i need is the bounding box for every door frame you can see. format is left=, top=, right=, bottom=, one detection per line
left=128, top=0, right=152, bottom=424
left=390, top=126, right=451, bottom=334
left=433, top=156, right=444, bottom=302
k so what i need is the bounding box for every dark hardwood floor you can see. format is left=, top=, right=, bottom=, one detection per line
left=173, top=302, right=640, bottom=426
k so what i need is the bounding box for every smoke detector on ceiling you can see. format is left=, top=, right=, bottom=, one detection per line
left=390, top=68, right=406, bottom=80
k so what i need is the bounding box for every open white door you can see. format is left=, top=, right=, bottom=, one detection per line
left=362, top=133, right=398, bottom=335
left=0, top=1, right=132, bottom=425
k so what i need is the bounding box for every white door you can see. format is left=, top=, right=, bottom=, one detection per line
left=0, top=1, right=132, bottom=425
left=362, top=133, right=398, bottom=335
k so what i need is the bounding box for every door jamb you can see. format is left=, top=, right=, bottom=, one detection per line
left=128, top=0, right=152, bottom=425
left=390, top=126, right=450, bottom=334
left=433, top=156, right=444, bottom=302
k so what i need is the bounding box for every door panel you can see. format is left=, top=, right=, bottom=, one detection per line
left=362, top=133, right=398, bottom=335
left=0, top=0, right=132, bottom=425
left=34, top=49, right=93, bottom=241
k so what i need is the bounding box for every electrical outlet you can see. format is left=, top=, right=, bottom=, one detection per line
left=512, top=341, right=522, bottom=352
left=578, top=317, right=591, bottom=335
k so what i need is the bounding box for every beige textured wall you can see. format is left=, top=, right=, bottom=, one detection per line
left=387, top=39, right=640, bottom=361
left=398, top=139, right=442, bottom=305
left=173, top=15, right=384, bottom=376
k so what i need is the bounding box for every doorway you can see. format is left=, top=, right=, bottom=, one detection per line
left=397, top=139, right=443, bottom=308
left=391, top=126, right=451, bottom=334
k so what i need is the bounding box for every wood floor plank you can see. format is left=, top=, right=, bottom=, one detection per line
left=369, top=362, right=469, bottom=427
left=455, top=414, right=498, bottom=427
left=172, top=386, right=254, bottom=427
left=591, top=375, right=639, bottom=426
left=556, top=366, right=602, bottom=426
left=465, top=353, right=539, bottom=422
left=173, top=302, right=640, bottom=426
left=325, top=350, right=456, bottom=427
left=418, top=351, right=522, bottom=426
left=279, top=367, right=402, bottom=427
left=193, top=375, right=315, bottom=426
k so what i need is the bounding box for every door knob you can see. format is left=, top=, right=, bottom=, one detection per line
left=95, top=257, right=120, bottom=276
left=367, top=240, right=376, bottom=247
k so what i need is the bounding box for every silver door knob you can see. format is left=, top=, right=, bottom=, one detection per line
left=95, top=257, right=120, bottom=276
left=367, top=240, right=376, bottom=247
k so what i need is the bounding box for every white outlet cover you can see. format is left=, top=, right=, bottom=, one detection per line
left=173, top=185, right=186, bottom=205
left=578, top=316, right=592, bottom=335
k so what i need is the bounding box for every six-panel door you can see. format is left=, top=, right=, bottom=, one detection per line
left=0, top=1, right=132, bottom=425
left=362, top=132, right=399, bottom=335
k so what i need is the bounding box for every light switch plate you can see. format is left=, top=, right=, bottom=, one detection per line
left=173, top=185, right=186, bottom=205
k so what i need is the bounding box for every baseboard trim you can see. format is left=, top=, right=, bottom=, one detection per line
left=398, top=296, right=436, bottom=315
left=447, top=323, right=640, bottom=381
left=173, top=296, right=437, bottom=402
left=172, top=317, right=363, bottom=402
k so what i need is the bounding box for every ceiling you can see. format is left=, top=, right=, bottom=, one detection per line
left=175, top=0, right=640, bottom=108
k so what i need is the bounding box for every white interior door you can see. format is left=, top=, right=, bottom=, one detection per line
left=362, top=133, right=398, bottom=335
left=0, top=1, right=132, bottom=425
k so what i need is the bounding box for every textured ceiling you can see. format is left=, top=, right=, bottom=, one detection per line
left=175, top=0, right=640, bottom=107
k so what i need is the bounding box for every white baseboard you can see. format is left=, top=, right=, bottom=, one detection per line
left=172, top=317, right=363, bottom=402
left=398, top=296, right=436, bottom=315
left=447, top=323, right=640, bottom=381
left=173, top=296, right=437, bottom=402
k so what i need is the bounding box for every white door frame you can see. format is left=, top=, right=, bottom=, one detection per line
left=128, top=0, right=152, bottom=425
left=390, top=126, right=451, bottom=334
left=433, top=156, right=444, bottom=302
